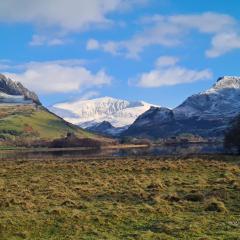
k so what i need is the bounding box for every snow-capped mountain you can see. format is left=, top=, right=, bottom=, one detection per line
left=123, top=76, right=240, bottom=139
left=174, top=76, right=240, bottom=119
left=0, top=74, right=40, bottom=105
left=50, top=97, right=159, bottom=130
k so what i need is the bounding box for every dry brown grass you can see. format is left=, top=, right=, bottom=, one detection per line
left=0, top=155, right=239, bottom=239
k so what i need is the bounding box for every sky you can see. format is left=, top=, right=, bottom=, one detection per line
left=1, top=0, right=240, bottom=108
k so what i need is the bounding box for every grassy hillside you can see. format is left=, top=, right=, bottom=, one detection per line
left=0, top=104, right=104, bottom=144
left=0, top=155, right=239, bottom=239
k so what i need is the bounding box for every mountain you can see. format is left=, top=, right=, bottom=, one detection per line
left=0, top=74, right=108, bottom=145
left=50, top=97, right=159, bottom=131
left=87, top=121, right=128, bottom=136
left=0, top=74, right=40, bottom=104
left=123, top=76, right=240, bottom=139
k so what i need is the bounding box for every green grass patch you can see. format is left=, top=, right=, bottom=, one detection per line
left=0, top=105, right=101, bottom=144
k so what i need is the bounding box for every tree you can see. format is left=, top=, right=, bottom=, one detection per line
left=50, top=132, right=101, bottom=148
left=224, top=115, right=240, bottom=154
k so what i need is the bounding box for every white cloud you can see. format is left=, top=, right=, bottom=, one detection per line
left=168, top=12, right=235, bottom=33
left=155, top=56, right=179, bottom=67
left=88, top=12, right=240, bottom=58
left=87, top=20, right=182, bottom=58
left=133, top=56, right=212, bottom=88
left=29, top=34, right=69, bottom=46
left=86, top=39, right=100, bottom=50
left=0, top=0, right=149, bottom=46
left=4, top=60, right=112, bottom=94
left=86, top=39, right=121, bottom=55
left=0, top=0, right=148, bottom=32
left=206, top=32, right=240, bottom=58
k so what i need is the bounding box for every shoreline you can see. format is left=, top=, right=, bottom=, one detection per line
left=0, top=144, right=150, bottom=153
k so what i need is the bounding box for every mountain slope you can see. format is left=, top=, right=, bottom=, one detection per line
left=0, top=74, right=108, bottom=145
left=123, top=76, right=240, bottom=139
left=175, top=76, right=240, bottom=119
left=0, top=104, right=95, bottom=142
left=50, top=97, right=159, bottom=128
left=87, top=121, right=128, bottom=136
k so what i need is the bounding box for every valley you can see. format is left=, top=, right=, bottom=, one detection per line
left=1, top=2, right=240, bottom=240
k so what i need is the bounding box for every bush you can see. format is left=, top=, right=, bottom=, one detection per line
left=184, top=193, right=204, bottom=202
left=224, top=115, right=240, bottom=154
left=50, top=132, right=101, bottom=148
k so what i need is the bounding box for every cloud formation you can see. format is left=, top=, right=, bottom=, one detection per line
left=87, top=12, right=240, bottom=58
left=133, top=56, right=212, bottom=88
left=206, top=32, right=240, bottom=57
left=0, top=0, right=148, bottom=31
left=29, top=35, right=70, bottom=46
left=155, top=56, right=179, bottom=67
left=0, top=0, right=148, bottom=46
left=4, top=60, right=112, bottom=94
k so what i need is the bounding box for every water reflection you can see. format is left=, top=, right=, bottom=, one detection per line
left=0, top=143, right=224, bottom=160
left=114, top=143, right=224, bottom=157
left=0, top=148, right=102, bottom=160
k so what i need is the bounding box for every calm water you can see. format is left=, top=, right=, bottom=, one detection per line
left=0, top=143, right=224, bottom=160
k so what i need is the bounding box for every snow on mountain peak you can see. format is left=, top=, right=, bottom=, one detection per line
left=211, top=76, right=240, bottom=91
left=123, top=76, right=240, bottom=139
left=50, top=97, right=159, bottom=128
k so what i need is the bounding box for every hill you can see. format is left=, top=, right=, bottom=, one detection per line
left=0, top=104, right=96, bottom=143
left=0, top=74, right=110, bottom=146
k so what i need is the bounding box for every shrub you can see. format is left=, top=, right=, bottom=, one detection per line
left=50, top=132, right=101, bottom=148
left=184, top=192, right=204, bottom=202
left=224, top=115, right=240, bottom=154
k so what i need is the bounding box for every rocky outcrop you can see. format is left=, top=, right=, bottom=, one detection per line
left=0, top=74, right=41, bottom=104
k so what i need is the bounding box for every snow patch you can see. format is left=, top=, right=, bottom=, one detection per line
left=50, top=97, right=159, bottom=128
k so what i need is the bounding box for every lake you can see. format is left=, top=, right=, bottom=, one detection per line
left=0, top=143, right=225, bottom=160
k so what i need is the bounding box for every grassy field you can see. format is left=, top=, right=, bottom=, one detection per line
left=0, top=155, right=239, bottom=239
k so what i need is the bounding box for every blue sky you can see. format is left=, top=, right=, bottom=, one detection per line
left=1, top=0, right=240, bottom=108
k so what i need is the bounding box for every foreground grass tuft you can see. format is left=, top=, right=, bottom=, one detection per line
left=205, top=198, right=228, bottom=213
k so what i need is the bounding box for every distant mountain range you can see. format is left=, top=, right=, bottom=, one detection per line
left=123, top=76, right=240, bottom=139
left=2, top=73, right=240, bottom=142
left=51, top=76, right=240, bottom=139
left=50, top=97, right=159, bottom=132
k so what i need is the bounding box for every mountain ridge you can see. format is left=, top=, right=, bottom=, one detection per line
left=0, top=74, right=40, bottom=105
left=50, top=96, right=159, bottom=129
left=123, top=76, right=240, bottom=139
